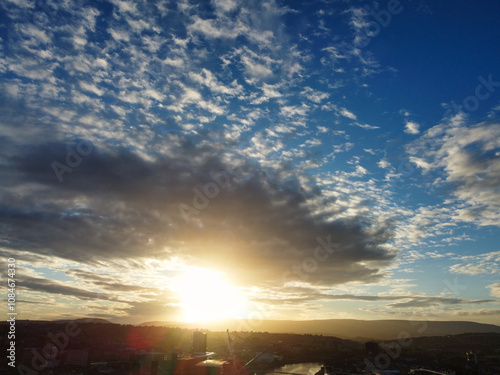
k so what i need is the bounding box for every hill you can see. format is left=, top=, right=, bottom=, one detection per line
left=139, top=319, right=500, bottom=341
left=0, top=317, right=112, bottom=325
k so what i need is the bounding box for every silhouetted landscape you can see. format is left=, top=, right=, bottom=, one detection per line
left=2, top=319, right=500, bottom=374
left=139, top=319, right=500, bottom=341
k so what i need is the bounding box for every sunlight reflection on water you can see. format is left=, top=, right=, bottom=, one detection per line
left=263, top=362, right=322, bottom=375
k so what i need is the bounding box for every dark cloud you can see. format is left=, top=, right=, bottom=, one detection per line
left=0, top=136, right=397, bottom=287
left=66, top=269, right=160, bottom=292
left=388, top=297, right=495, bottom=309
left=18, top=275, right=119, bottom=301
left=253, top=293, right=497, bottom=308
left=116, top=298, right=182, bottom=323
left=456, top=309, right=500, bottom=316
left=16, top=272, right=178, bottom=320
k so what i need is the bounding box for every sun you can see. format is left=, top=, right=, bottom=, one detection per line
left=174, top=267, right=248, bottom=323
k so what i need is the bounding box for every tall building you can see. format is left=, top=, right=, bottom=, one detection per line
left=193, top=332, right=207, bottom=353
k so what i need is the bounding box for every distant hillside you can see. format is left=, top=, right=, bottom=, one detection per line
left=140, top=319, right=500, bottom=341
left=0, top=317, right=113, bottom=325
left=53, top=318, right=113, bottom=324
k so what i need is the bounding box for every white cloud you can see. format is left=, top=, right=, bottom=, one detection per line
left=110, top=0, right=138, bottom=14
left=280, top=104, right=309, bottom=118
left=19, top=24, right=51, bottom=45
left=487, top=283, right=500, bottom=298
left=108, top=28, right=130, bottom=42
left=378, top=159, right=391, bottom=169
left=251, top=83, right=282, bottom=104
left=241, top=55, right=274, bottom=80
left=126, top=18, right=151, bottom=33
left=79, top=82, right=104, bottom=96
left=163, top=57, right=184, bottom=67
left=355, top=165, right=368, bottom=175
left=449, top=251, right=500, bottom=275
left=340, top=107, right=357, bottom=120
left=407, top=119, right=500, bottom=226
left=189, top=68, right=243, bottom=96
left=7, top=59, right=55, bottom=80
left=188, top=16, right=247, bottom=40
left=213, top=0, right=239, bottom=13
left=455, top=308, right=500, bottom=316
left=302, top=138, right=322, bottom=147
left=405, top=121, right=420, bottom=134
left=81, top=7, right=100, bottom=32
left=302, top=87, right=330, bottom=103
left=5, top=0, right=34, bottom=8
left=94, top=58, right=109, bottom=69
left=354, top=122, right=379, bottom=130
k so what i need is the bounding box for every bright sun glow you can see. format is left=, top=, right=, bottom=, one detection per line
left=174, top=268, right=248, bottom=322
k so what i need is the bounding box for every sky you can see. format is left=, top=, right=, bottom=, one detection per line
left=1, top=0, right=500, bottom=326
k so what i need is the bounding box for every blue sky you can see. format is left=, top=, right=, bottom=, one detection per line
left=1, top=0, right=500, bottom=325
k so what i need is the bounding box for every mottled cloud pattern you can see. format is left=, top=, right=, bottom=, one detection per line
left=1, top=0, right=499, bottom=323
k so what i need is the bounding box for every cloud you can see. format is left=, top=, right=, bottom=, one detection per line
left=188, top=17, right=243, bottom=40
left=487, top=283, right=500, bottom=298
left=0, top=136, right=398, bottom=288
left=455, top=309, right=500, bottom=316
left=108, top=28, right=130, bottom=42
left=404, top=121, right=420, bottom=134
left=241, top=54, right=275, bottom=80
left=66, top=269, right=159, bottom=292
left=110, top=0, right=138, bottom=14
left=387, top=297, right=494, bottom=309
left=340, top=108, right=357, bottom=120
left=79, top=82, right=105, bottom=96
left=407, top=117, right=500, bottom=226
left=117, top=298, right=181, bottom=322
left=251, top=83, right=282, bottom=104
left=302, top=87, right=330, bottom=103
left=354, top=122, right=379, bottom=130
left=253, top=292, right=495, bottom=310
left=189, top=68, right=243, bottom=96
left=213, top=0, right=239, bottom=14
left=18, top=275, right=117, bottom=301
left=378, top=159, right=391, bottom=169
left=449, top=251, right=500, bottom=275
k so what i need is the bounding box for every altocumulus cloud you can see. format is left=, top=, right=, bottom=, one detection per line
left=407, top=114, right=500, bottom=227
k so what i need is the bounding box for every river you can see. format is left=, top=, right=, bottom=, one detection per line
left=263, top=362, right=323, bottom=375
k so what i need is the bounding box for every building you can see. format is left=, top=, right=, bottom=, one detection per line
left=65, top=348, right=89, bottom=366
left=193, top=332, right=207, bottom=353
